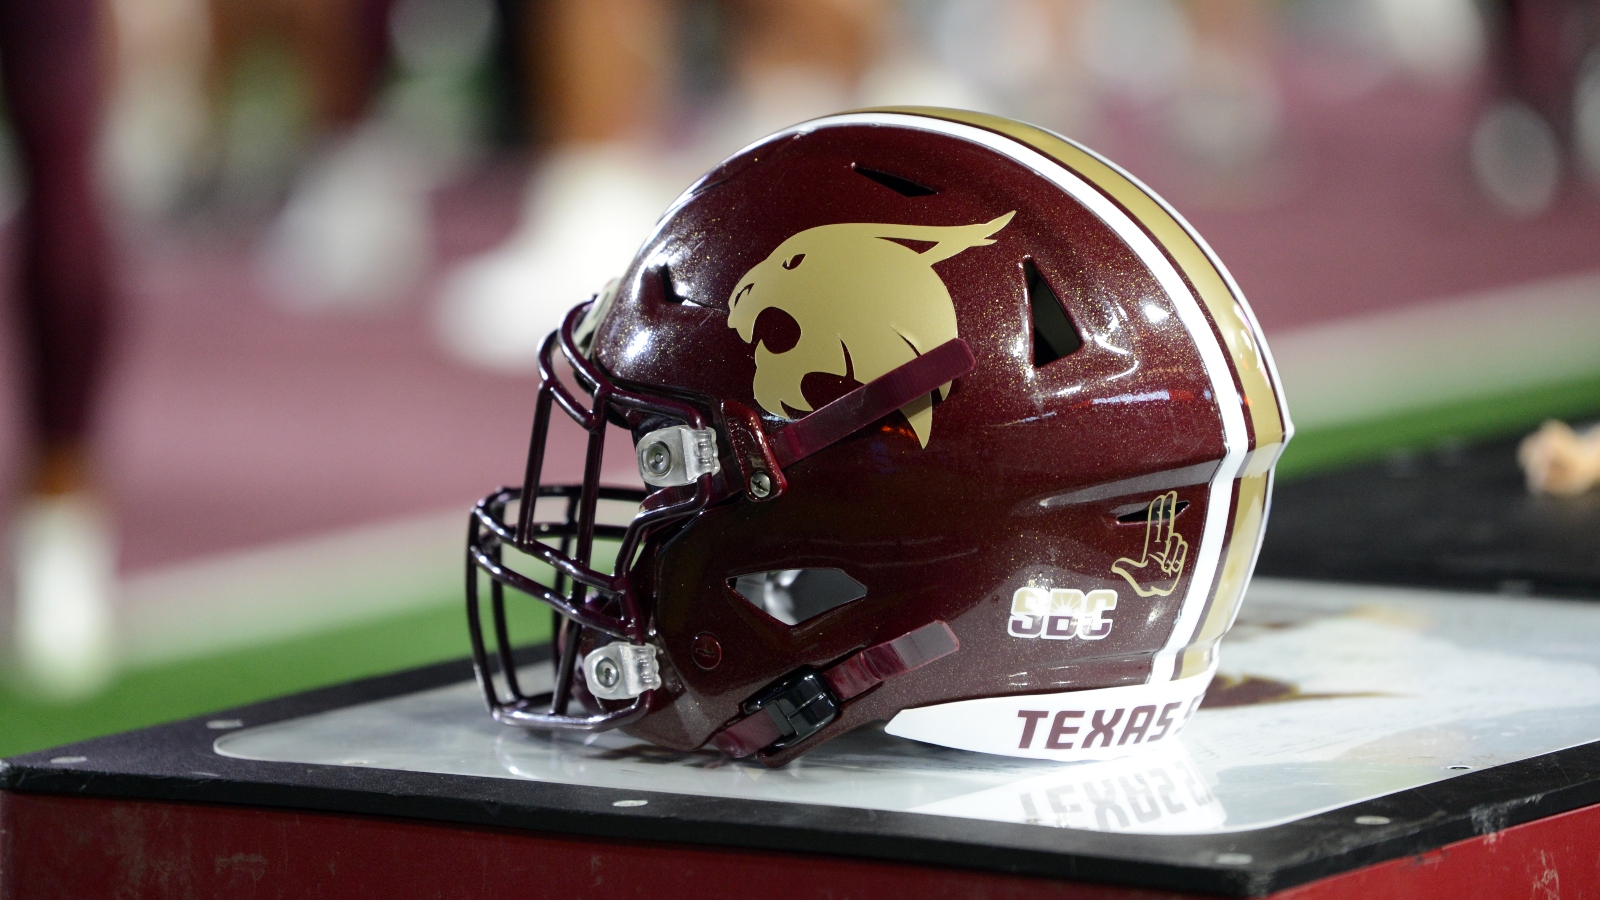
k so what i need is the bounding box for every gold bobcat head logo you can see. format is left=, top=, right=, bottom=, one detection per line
left=727, top=212, right=1013, bottom=446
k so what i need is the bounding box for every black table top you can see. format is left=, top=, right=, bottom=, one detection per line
left=1258, top=434, right=1600, bottom=599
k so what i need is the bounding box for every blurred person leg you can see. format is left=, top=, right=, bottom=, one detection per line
left=886, top=0, right=1094, bottom=135
left=222, top=0, right=499, bottom=311
left=297, top=0, right=393, bottom=132
left=0, top=0, right=119, bottom=698
left=256, top=0, right=499, bottom=310
left=712, top=0, right=885, bottom=143
left=1169, top=0, right=1285, bottom=186
left=851, top=2, right=992, bottom=116
left=203, top=0, right=310, bottom=211
left=1471, top=0, right=1573, bottom=214
left=1069, top=0, right=1286, bottom=200
left=434, top=0, right=900, bottom=370
left=100, top=0, right=213, bottom=221
left=1580, top=40, right=1600, bottom=188
left=202, top=0, right=398, bottom=216
left=435, top=0, right=683, bottom=370
left=204, top=0, right=391, bottom=174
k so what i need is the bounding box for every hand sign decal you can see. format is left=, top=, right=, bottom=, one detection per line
left=1112, top=492, right=1188, bottom=597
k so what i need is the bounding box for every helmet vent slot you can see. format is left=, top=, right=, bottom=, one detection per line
left=730, top=568, right=868, bottom=626
left=1025, top=259, right=1083, bottom=367
left=657, top=265, right=686, bottom=305
left=1115, top=499, right=1189, bottom=523
left=852, top=165, right=938, bottom=197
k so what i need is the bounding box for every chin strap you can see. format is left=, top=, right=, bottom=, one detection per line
left=712, top=621, right=960, bottom=759
left=719, top=339, right=977, bottom=503
left=770, top=338, right=975, bottom=468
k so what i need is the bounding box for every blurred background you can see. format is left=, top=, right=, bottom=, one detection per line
left=1, top=0, right=1599, bottom=755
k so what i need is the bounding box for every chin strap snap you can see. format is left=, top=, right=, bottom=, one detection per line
left=712, top=621, right=960, bottom=758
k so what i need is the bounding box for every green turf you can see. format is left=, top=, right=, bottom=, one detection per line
left=0, top=599, right=550, bottom=758
left=5, top=375, right=1598, bottom=760
left=1277, top=371, right=1600, bottom=480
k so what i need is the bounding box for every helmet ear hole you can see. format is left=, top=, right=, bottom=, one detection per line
left=729, top=568, right=868, bottom=626
left=1025, top=259, right=1083, bottom=367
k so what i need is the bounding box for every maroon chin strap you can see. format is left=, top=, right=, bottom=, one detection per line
left=712, top=621, right=960, bottom=759
left=768, top=338, right=976, bottom=468
left=716, top=337, right=977, bottom=504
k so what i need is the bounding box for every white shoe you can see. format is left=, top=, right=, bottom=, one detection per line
left=260, top=124, right=436, bottom=312
left=1471, top=100, right=1561, bottom=216
left=1167, top=47, right=1284, bottom=174
left=11, top=492, right=118, bottom=700
left=1576, top=50, right=1600, bottom=190
left=433, top=146, right=682, bottom=371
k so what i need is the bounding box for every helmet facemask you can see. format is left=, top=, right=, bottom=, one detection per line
left=466, top=302, right=717, bottom=732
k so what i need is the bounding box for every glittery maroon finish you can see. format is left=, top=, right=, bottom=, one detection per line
left=469, top=114, right=1270, bottom=767
left=574, top=123, right=1228, bottom=764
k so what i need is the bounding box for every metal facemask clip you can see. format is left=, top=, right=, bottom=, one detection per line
left=636, top=425, right=721, bottom=488
left=584, top=643, right=662, bottom=700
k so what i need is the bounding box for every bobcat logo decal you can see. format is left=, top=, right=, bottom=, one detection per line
left=727, top=212, right=1013, bottom=446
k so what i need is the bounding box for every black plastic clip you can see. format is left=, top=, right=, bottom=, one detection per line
left=743, top=669, right=840, bottom=750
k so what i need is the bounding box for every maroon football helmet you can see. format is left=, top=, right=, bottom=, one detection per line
left=467, top=108, right=1291, bottom=766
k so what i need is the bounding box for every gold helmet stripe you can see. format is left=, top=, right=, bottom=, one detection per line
left=1178, top=470, right=1273, bottom=677
left=862, top=107, right=1289, bottom=459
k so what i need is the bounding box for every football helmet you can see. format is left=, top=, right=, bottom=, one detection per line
left=466, top=108, right=1291, bottom=766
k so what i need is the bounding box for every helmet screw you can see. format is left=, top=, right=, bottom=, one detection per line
left=691, top=632, right=722, bottom=670
left=643, top=441, right=672, bottom=477
left=748, top=472, right=773, bottom=499
left=595, top=658, right=620, bottom=688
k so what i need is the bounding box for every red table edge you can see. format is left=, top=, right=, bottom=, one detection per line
left=5, top=789, right=1599, bottom=899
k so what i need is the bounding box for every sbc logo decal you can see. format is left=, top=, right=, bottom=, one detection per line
left=1008, top=587, right=1116, bottom=640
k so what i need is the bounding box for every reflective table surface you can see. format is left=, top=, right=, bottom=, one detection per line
left=217, top=578, right=1600, bottom=835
